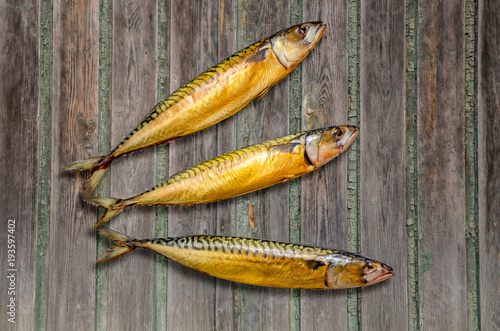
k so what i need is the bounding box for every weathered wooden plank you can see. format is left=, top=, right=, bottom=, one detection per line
left=0, top=1, right=39, bottom=329
left=360, top=0, right=408, bottom=330
left=234, top=1, right=290, bottom=330
left=416, top=0, right=467, bottom=329
left=214, top=0, right=238, bottom=330
left=478, top=0, right=500, bottom=329
left=300, top=1, right=349, bottom=330
left=47, top=0, right=99, bottom=329
left=166, top=2, right=218, bottom=330
left=105, top=0, right=157, bottom=329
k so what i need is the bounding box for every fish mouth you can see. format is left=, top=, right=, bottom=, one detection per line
left=306, top=22, right=326, bottom=47
left=364, top=263, right=394, bottom=285
left=339, top=126, right=359, bottom=153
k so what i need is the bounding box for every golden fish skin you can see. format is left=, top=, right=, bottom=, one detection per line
left=87, top=126, right=359, bottom=228
left=97, top=227, right=393, bottom=289
left=63, top=22, right=326, bottom=199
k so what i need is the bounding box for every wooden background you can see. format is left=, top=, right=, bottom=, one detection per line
left=0, top=0, right=498, bottom=330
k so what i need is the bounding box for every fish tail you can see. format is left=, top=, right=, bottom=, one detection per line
left=83, top=165, right=110, bottom=200
left=96, top=226, right=136, bottom=262
left=62, top=156, right=112, bottom=200
left=86, top=197, right=125, bottom=229
left=62, top=156, right=105, bottom=171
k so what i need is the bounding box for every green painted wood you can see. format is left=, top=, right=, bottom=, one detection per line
left=288, top=1, right=303, bottom=330
left=405, top=0, right=420, bottom=330
left=300, top=1, right=349, bottom=330
left=347, top=1, right=362, bottom=329
left=154, top=1, right=170, bottom=330
left=35, top=0, right=53, bottom=329
left=416, top=0, right=467, bottom=329
left=47, top=0, right=99, bottom=329
left=464, top=0, right=480, bottom=330
left=105, top=0, right=157, bottom=329
left=166, top=2, right=218, bottom=330
left=0, top=1, right=39, bottom=330
left=95, top=0, right=113, bottom=329
left=478, top=0, right=500, bottom=329
left=360, top=0, right=408, bottom=330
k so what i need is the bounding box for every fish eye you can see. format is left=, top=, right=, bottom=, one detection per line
left=367, top=262, right=374, bottom=269
left=300, top=26, right=308, bottom=34
left=333, top=128, right=344, bottom=139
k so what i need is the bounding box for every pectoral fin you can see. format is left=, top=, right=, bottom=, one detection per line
left=304, top=259, right=326, bottom=271
left=270, top=142, right=301, bottom=154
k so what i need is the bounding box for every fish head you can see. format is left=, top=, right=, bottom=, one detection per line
left=304, top=126, right=359, bottom=168
left=325, top=255, right=394, bottom=289
left=271, top=22, right=326, bottom=70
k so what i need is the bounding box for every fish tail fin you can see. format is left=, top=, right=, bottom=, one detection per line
left=83, top=165, right=110, bottom=200
left=87, top=197, right=125, bottom=229
left=96, top=226, right=136, bottom=262
left=63, top=156, right=112, bottom=200
left=62, top=156, right=105, bottom=171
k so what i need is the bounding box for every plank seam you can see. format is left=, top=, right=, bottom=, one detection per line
left=405, top=0, right=421, bottom=330
left=95, top=0, right=113, bottom=329
left=154, top=1, right=170, bottom=330
left=347, top=0, right=361, bottom=329
left=35, top=1, right=53, bottom=329
left=464, top=0, right=480, bottom=329
left=288, top=1, right=303, bottom=330
left=233, top=3, right=245, bottom=328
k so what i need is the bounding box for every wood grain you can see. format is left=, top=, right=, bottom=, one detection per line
left=105, top=0, right=157, bottom=329
left=166, top=1, right=218, bottom=330
left=0, top=1, right=39, bottom=330
left=234, top=1, right=290, bottom=330
left=47, top=0, right=99, bottom=329
left=479, top=0, right=500, bottom=329
left=300, top=1, right=349, bottom=330
left=360, top=0, right=408, bottom=329
left=417, top=0, right=467, bottom=329
left=215, top=1, right=238, bottom=330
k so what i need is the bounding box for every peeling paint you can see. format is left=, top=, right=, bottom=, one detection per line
left=464, top=0, right=480, bottom=329
left=95, top=1, right=112, bottom=330
left=347, top=0, right=361, bottom=329
left=406, top=0, right=420, bottom=330
left=154, top=1, right=170, bottom=330
left=35, top=1, right=53, bottom=330
left=288, top=2, right=302, bottom=330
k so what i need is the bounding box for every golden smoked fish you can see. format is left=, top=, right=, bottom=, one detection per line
left=63, top=22, right=326, bottom=199
left=87, top=126, right=358, bottom=228
left=97, top=226, right=393, bottom=289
